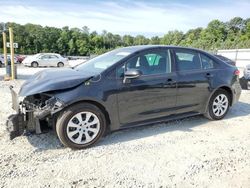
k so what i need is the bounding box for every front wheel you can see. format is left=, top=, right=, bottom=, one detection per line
left=204, top=89, right=230, bottom=120
left=56, top=103, right=106, bottom=149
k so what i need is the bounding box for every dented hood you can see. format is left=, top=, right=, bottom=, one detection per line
left=19, top=68, right=94, bottom=96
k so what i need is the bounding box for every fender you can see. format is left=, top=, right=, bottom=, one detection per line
left=52, top=94, right=119, bottom=132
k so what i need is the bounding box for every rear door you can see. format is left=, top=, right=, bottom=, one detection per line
left=173, top=48, right=215, bottom=113
left=116, top=48, right=177, bottom=125
left=49, top=55, right=59, bottom=66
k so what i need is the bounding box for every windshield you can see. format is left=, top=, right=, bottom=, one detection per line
left=74, top=49, right=131, bottom=74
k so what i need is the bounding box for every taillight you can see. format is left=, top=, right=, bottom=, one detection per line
left=234, top=69, right=240, bottom=76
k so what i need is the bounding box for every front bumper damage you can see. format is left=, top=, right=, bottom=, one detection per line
left=6, top=86, right=64, bottom=139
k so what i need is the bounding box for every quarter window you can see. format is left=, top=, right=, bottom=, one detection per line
left=200, top=54, right=215, bottom=69
left=175, top=49, right=201, bottom=71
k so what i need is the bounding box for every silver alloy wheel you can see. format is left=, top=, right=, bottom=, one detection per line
left=66, top=111, right=100, bottom=144
left=212, top=94, right=229, bottom=117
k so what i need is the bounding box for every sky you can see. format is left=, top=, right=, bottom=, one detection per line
left=0, top=0, right=250, bottom=37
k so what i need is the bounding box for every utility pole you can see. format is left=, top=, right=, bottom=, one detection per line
left=9, top=27, right=15, bottom=80
left=2, top=32, right=7, bottom=66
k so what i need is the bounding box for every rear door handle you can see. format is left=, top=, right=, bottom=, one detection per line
left=206, top=73, right=213, bottom=78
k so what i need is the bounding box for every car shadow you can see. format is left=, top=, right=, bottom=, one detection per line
left=225, top=101, right=250, bottom=119
left=26, top=101, right=250, bottom=151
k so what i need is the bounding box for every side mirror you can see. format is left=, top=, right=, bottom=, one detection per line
left=123, top=69, right=141, bottom=83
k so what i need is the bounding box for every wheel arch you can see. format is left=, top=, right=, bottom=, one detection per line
left=205, top=85, right=233, bottom=113
left=219, top=86, right=233, bottom=106
left=58, top=99, right=111, bottom=132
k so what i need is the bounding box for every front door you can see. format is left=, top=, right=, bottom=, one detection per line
left=117, top=48, right=177, bottom=125
left=39, top=55, right=50, bottom=66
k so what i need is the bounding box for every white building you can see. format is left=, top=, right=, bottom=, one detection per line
left=217, top=49, right=250, bottom=69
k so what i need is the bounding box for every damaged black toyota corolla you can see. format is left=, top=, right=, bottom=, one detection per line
left=7, top=45, right=242, bottom=149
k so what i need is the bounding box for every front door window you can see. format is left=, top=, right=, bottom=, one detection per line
left=124, top=49, right=171, bottom=76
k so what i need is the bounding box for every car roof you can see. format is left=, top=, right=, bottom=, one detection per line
left=116, top=45, right=208, bottom=54
left=38, top=53, right=60, bottom=55
left=34, top=53, right=60, bottom=56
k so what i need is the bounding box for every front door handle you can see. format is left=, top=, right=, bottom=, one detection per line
left=166, top=78, right=176, bottom=84
left=206, top=73, right=213, bottom=78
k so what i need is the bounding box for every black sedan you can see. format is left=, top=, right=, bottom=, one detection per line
left=7, top=45, right=242, bottom=149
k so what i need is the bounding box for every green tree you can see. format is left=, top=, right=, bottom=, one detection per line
left=150, top=36, right=160, bottom=44
left=1, top=17, right=250, bottom=55
left=134, top=35, right=149, bottom=45
left=161, top=30, right=184, bottom=45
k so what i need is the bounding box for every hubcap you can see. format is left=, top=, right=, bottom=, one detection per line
left=66, top=111, right=100, bottom=144
left=212, top=94, right=229, bottom=117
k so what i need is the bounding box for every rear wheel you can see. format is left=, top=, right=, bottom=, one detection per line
left=56, top=103, right=106, bottom=149
left=57, top=62, right=64, bottom=67
left=31, top=61, right=38, bottom=68
left=204, top=89, right=230, bottom=120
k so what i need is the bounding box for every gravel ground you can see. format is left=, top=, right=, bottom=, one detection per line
left=0, top=66, right=250, bottom=187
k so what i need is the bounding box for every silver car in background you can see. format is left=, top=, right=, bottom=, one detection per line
left=22, top=53, right=68, bottom=67
left=240, top=64, right=250, bottom=90
left=0, top=55, right=4, bottom=67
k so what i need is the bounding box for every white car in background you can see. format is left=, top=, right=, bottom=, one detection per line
left=22, top=53, right=68, bottom=68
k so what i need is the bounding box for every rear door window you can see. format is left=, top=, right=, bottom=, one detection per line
left=49, top=55, right=59, bottom=59
left=174, top=49, right=201, bottom=71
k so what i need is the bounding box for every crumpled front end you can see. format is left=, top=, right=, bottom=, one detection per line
left=6, top=86, right=65, bottom=139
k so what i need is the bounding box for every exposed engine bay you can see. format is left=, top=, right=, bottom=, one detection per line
left=6, top=86, right=64, bottom=139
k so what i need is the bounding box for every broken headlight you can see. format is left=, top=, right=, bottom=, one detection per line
left=23, top=94, right=65, bottom=119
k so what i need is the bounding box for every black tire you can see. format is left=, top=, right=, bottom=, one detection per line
left=204, top=89, right=230, bottom=120
left=57, top=62, right=64, bottom=67
left=0, top=62, right=2, bottom=68
left=31, top=61, right=39, bottom=68
left=56, top=103, right=106, bottom=149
